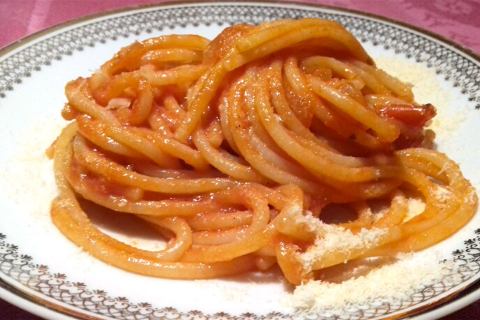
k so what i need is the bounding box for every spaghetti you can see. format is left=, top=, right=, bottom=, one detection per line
left=49, top=19, right=478, bottom=284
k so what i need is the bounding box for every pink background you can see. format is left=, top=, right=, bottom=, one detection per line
left=0, top=0, right=479, bottom=319
left=1, top=0, right=479, bottom=52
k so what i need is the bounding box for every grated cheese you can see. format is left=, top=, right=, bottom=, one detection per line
left=404, top=197, right=426, bottom=222
left=288, top=197, right=450, bottom=314
left=300, top=226, right=387, bottom=271
left=290, top=251, right=450, bottom=315
left=375, top=56, right=466, bottom=137
left=375, top=56, right=450, bottom=108
left=432, top=185, right=453, bottom=203
left=294, top=213, right=387, bottom=271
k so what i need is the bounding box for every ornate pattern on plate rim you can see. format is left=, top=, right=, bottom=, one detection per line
left=1, top=231, right=480, bottom=320
left=0, top=3, right=479, bottom=319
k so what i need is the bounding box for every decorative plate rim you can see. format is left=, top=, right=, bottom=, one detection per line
left=0, top=1, right=479, bottom=320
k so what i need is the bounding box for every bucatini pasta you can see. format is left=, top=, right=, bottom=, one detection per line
left=48, top=18, right=478, bottom=284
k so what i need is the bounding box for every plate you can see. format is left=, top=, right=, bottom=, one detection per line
left=0, top=2, right=479, bottom=319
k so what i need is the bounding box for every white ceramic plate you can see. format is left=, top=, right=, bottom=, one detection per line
left=0, top=2, right=479, bottom=319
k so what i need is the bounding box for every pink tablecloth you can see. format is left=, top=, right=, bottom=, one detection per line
left=0, top=0, right=479, bottom=319
left=1, top=0, right=479, bottom=52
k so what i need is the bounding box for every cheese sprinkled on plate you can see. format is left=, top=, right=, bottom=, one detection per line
left=290, top=251, right=449, bottom=314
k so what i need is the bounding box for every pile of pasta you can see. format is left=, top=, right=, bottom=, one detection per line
left=49, top=18, right=477, bottom=284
